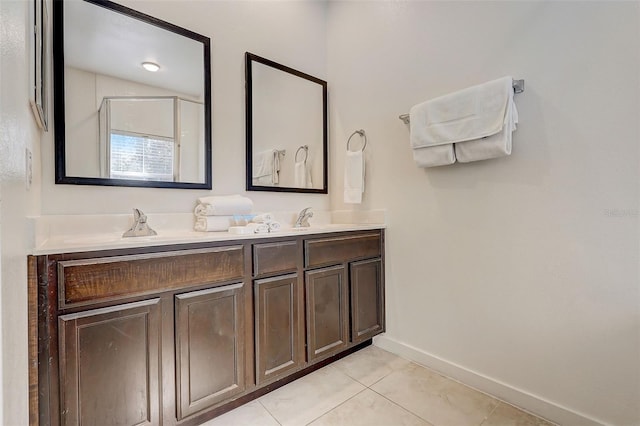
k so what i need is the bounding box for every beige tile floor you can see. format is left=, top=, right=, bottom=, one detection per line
left=201, top=346, right=555, bottom=426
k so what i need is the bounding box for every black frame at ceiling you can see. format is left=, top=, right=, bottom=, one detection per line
left=53, top=0, right=212, bottom=189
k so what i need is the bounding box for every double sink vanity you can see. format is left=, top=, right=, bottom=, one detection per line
left=39, top=0, right=381, bottom=423
left=29, top=220, right=386, bottom=425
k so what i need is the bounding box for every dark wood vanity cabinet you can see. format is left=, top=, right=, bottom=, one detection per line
left=350, top=258, right=384, bottom=343
left=175, top=283, right=247, bottom=419
left=254, top=274, right=304, bottom=384
left=32, top=229, right=384, bottom=426
left=305, top=266, right=349, bottom=362
left=58, top=299, right=163, bottom=426
left=304, top=232, right=385, bottom=346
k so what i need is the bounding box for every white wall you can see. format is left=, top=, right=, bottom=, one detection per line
left=327, top=2, right=639, bottom=425
left=42, top=0, right=329, bottom=215
left=0, top=0, right=44, bottom=423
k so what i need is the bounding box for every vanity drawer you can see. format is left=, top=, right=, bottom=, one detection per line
left=253, top=241, right=298, bottom=277
left=58, top=246, right=244, bottom=309
left=305, top=233, right=381, bottom=268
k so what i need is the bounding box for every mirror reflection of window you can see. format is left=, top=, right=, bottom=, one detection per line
left=98, top=97, right=204, bottom=182
left=109, top=132, right=175, bottom=181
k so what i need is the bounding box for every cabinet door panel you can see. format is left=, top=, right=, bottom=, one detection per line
left=175, top=283, right=245, bottom=419
left=305, top=266, right=348, bottom=362
left=255, top=274, right=303, bottom=384
left=350, top=259, right=384, bottom=343
left=58, top=299, right=161, bottom=426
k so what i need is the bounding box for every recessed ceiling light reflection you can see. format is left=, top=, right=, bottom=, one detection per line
left=141, top=62, right=160, bottom=72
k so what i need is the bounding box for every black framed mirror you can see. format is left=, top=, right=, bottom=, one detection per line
left=53, top=0, right=211, bottom=189
left=246, top=52, right=327, bottom=194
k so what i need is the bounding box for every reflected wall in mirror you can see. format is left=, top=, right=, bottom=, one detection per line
left=53, top=0, right=211, bottom=189
left=246, top=52, right=327, bottom=193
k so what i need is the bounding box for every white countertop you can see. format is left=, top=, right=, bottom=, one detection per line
left=29, top=210, right=386, bottom=255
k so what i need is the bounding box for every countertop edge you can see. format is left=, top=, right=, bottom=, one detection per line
left=30, top=224, right=386, bottom=256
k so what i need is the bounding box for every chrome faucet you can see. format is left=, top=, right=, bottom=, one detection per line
left=123, top=208, right=157, bottom=238
left=294, top=207, right=313, bottom=228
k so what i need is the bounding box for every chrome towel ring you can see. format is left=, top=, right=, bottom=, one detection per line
left=347, top=129, right=367, bottom=152
left=295, top=145, right=308, bottom=163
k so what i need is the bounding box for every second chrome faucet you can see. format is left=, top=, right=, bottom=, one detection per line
left=294, top=207, right=313, bottom=228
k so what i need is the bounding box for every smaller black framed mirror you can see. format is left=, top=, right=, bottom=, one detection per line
left=246, top=52, right=328, bottom=194
left=54, top=0, right=212, bottom=189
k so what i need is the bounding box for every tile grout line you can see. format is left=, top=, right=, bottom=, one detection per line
left=303, top=387, right=370, bottom=425
left=257, top=398, right=284, bottom=426
left=479, top=401, right=501, bottom=426
left=366, top=385, right=436, bottom=426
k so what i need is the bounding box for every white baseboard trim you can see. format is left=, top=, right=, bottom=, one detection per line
left=373, top=335, right=605, bottom=426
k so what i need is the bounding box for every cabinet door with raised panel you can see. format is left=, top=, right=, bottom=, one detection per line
left=58, top=299, right=162, bottom=426
left=254, top=274, right=304, bottom=384
left=350, top=258, right=384, bottom=343
left=175, top=283, right=246, bottom=420
left=305, top=265, right=349, bottom=362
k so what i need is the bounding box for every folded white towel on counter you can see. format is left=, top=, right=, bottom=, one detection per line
left=267, top=221, right=281, bottom=232
left=194, top=195, right=253, bottom=217
left=245, top=223, right=269, bottom=234
left=344, top=150, right=365, bottom=204
left=410, top=76, right=514, bottom=149
left=412, top=144, right=456, bottom=168
left=194, top=215, right=235, bottom=232
left=251, top=212, right=274, bottom=223
left=455, top=91, right=518, bottom=162
left=294, top=161, right=312, bottom=188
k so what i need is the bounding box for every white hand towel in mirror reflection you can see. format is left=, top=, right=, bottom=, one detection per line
left=344, top=150, right=364, bottom=204
left=253, top=149, right=281, bottom=184
left=295, top=161, right=312, bottom=188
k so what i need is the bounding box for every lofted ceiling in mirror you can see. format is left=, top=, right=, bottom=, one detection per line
left=54, top=0, right=212, bottom=189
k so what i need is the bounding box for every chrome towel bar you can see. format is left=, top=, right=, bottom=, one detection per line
left=399, top=79, right=524, bottom=125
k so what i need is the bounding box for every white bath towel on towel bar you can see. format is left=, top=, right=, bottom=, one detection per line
left=409, top=76, right=518, bottom=165
left=455, top=92, right=518, bottom=162
left=412, top=145, right=456, bottom=168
